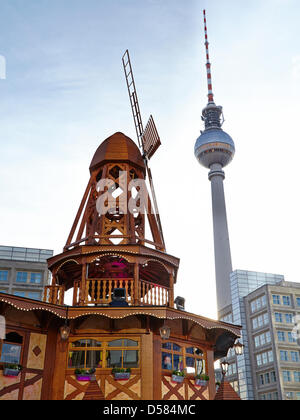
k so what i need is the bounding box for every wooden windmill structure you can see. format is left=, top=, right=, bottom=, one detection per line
left=0, top=46, right=242, bottom=402
left=43, top=51, right=179, bottom=308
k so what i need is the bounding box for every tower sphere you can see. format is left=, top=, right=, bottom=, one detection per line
left=194, top=128, right=235, bottom=169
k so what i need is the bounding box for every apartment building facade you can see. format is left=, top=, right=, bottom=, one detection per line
left=244, top=281, right=300, bottom=400
left=0, top=245, right=53, bottom=301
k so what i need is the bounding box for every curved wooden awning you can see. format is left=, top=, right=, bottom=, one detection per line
left=0, top=293, right=241, bottom=337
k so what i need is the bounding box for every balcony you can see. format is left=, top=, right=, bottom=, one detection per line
left=43, top=278, right=171, bottom=307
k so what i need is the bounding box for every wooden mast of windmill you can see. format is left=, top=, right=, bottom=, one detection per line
left=122, top=50, right=165, bottom=250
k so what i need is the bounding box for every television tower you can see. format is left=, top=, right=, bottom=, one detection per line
left=194, top=10, right=235, bottom=313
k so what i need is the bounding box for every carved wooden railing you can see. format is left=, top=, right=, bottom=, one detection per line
left=71, top=278, right=170, bottom=307
left=73, top=278, right=135, bottom=306
left=139, top=280, right=169, bottom=306
left=43, top=285, right=65, bottom=305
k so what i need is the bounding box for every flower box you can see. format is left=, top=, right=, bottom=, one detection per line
left=114, top=372, right=131, bottom=380
left=171, top=374, right=184, bottom=383
left=76, top=375, right=91, bottom=381
left=195, top=379, right=208, bottom=387
left=3, top=368, right=21, bottom=377
left=74, top=368, right=95, bottom=381
left=3, top=364, right=22, bottom=377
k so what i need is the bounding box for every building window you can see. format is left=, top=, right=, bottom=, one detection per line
left=294, top=372, right=300, bottom=382
left=271, top=371, right=277, bottom=383
left=259, top=374, right=264, bottom=385
left=13, top=291, right=26, bottom=297
left=67, top=338, right=140, bottom=370
left=288, top=332, right=297, bottom=343
left=277, top=331, right=285, bottom=342
left=256, top=354, right=262, bottom=366
left=0, top=270, right=8, bottom=282
left=283, top=370, right=292, bottom=382
left=13, top=290, right=41, bottom=300
left=280, top=351, right=289, bottom=361
left=268, top=351, right=273, bottom=363
left=260, top=392, right=278, bottom=400
left=250, top=295, right=267, bottom=313
left=252, top=313, right=269, bottom=330
left=226, top=363, right=237, bottom=377
left=282, top=296, right=291, bottom=306
left=16, top=272, right=28, bottom=283
left=285, top=314, right=294, bottom=324
left=291, top=352, right=300, bottom=363
left=272, top=295, right=280, bottom=305
left=0, top=332, right=23, bottom=364
left=296, top=297, right=300, bottom=307
left=30, top=273, right=42, bottom=284
left=275, top=313, right=283, bottom=323
left=15, top=271, right=43, bottom=285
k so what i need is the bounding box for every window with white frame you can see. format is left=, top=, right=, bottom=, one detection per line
left=288, top=332, right=297, bottom=343
left=250, top=295, right=267, bottom=313
left=291, top=351, right=300, bottom=362
left=282, top=295, right=291, bottom=306
left=256, top=351, right=273, bottom=367
left=254, top=331, right=271, bottom=348
left=285, top=313, right=294, bottom=324
left=294, top=372, right=300, bottom=382
left=283, top=370, right=292, bottom=382
left=277, top=331, right=285, bottom=342
left=272, top=295, right=280, bottom=305
left=252, top=313, right=269, bottom=330
left=280, top=350, right=289, bottom=361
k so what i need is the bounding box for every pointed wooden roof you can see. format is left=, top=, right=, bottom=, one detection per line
left=214, top=380, right=241, bottom=400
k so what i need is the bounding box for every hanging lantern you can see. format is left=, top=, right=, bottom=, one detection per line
left=159, top=324, right=171, bottom=340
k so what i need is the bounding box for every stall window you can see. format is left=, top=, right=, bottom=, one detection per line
left=0, top=332, right=23, bottom=364
left=161, top=342, right=206, bottom=374
left=185, top=347, right=205, bottom=375
left=67, top=338, right=140, bottom=370
left=68, top=339, right=103, bottom=369
left=162, top=342, right=183, bottom=371
left=106, top=339, right=139, bottom=369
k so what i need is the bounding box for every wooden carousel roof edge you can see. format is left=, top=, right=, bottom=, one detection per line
left=0, top=293, right=66, bottom=319
left=0, top=294, right=241, bottom=337
left=47, top=244, right=180, bottom=268
left=67, top=306, right=241, bottom=337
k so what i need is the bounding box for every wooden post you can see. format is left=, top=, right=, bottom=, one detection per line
left=141, top=332, right=153, bottom=400
left=50, top=332, right=69, bottom=400
left=153, top=335, right=162, bottom=400
left=134, top=262, right=139, bottom=305
left=207, top=348, right=216, bottom=400
left=79, top=262, right=87, bottom=306
left=169, top=272, right=174, bottom=308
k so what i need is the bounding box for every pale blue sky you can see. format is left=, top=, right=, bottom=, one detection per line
left=1, top=0, right=300, bottom=317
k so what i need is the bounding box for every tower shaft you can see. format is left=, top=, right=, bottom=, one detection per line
left=209, top=163, right=233, bottom=311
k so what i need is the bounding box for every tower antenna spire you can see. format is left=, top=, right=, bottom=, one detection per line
left=203, top=9, right=214, bottom=104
